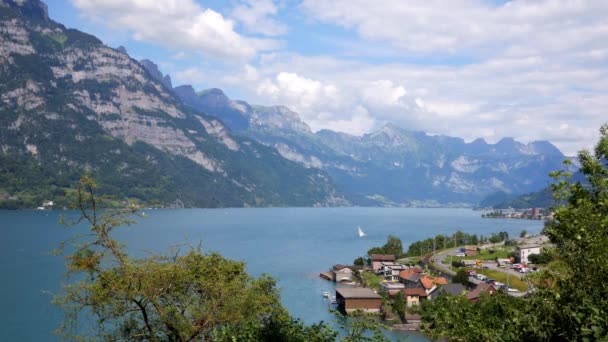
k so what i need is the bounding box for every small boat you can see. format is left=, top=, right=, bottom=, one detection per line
left=322, top=291, right=330, bottom=298
left=358, top=226, right=366, bottom=238
left=330, top=296, right=337, bottom=304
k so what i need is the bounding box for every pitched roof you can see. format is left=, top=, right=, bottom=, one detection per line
left=434, top=277, right=448, bottom=285
left=466, top=283, right=497, bottom=300
left=403, top=273, right=423, bottom=283
left=420, top=276, right=436, bottom=289
left=336, top=287, right=382, bottom=299
left=441, top=283, right=465, bottom=296
left=403, top=288, right=428, bottom=297
left=371, top=254, right=396, bottom=261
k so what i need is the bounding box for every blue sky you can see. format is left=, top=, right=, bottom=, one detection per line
left=45, top=0, right=608, bottom=155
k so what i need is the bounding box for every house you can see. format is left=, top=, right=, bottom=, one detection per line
left=399, top=270, right=423, bottom=288
left=370, top=254, right=396, bottom=272
left=433, top=277, right=448, bottom=285
left=466, top=283, right=497, bottom=302
left=518, top=245, right=542, bottom=264
left=332, top=266, right=354, bottom=283
left=378, top=262, right=409, bottom=281
left=335, top=287, right=382, bottom=314
left=464, top=245, right=478, bottom=257
left=420, top=276, right=439, bottom=298
left=380, top=282, right=405, bottom=296
left=439, top=283, right=466, bottom=296
left=402, top=288, right=428, bottom=307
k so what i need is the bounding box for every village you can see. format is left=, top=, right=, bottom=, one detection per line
left=319, top=233, right=552, bottom=331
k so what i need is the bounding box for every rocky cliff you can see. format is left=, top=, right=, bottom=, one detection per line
left=0, top=0, right=345, bottom=208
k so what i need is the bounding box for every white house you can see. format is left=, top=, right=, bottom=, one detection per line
left=518, top=245, right=542, bottom=264
left=378, top=262, right=408, bottom=281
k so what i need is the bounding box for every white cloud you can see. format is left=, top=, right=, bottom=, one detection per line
left=231, top=0, right=287, bottom=36
left=70, top=0, right=278, bottom=59
left=301, top=0, right=608, bottom=56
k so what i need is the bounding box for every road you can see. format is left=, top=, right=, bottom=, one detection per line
left=429, top=247, right=530, bottom=297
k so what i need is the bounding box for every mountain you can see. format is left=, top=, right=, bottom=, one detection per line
left=0, top=0, right=345, bottom=208
left=480, top=188, right=555, bottom=209
left=173, top=88, right=566, bottom=206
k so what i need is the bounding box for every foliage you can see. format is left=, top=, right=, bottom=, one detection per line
left=421, top=125, right=608, bottom=340
left=360, top=272, right=382, bottom=291
left=488, top=231, right=509, bottom=243
left=528, top=252, right=551, bottom=265
left=53, top=177, right=345, bottom=341
left=403, top=231, right=480, bottom=257
left=340, top=315, right=390, bottom=342
left=367, top=235, right=404, bottom=259
left=452, top=269, right=469, bottom=285
left=520, top=230, right=528, bottom=238
left=451, top=260, right=465, bottom=268
left=391, top=292, right=406, bottom=322
left=353, top=257, right=365, bottom=266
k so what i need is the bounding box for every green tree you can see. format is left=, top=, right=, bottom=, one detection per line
left=54, top=176, right=340, bottom=341
left=382, top=235, right=404, bottom=258
left=420, top=125, right=608, bottom=340
left=353, top=256, right=365, bottom=266
left=392, top=292, right=406, bottom=322
left=519, top=229, right=528, bottom=238
left=528, top=252, right=551, bottom=264
left=452, top=269, right=469, bottom=286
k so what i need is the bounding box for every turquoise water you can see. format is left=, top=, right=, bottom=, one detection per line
left=0, top=208, right=543, bottom=341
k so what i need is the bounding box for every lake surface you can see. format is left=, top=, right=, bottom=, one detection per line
left=0, top=208, right=544, bottom=341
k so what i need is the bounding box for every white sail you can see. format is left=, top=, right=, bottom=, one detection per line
left=358, top=226, right=366, bottom=237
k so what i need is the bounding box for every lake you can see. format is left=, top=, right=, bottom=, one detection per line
left=0, top=208, right=544, bottom=341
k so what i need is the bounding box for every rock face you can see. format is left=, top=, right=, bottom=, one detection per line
left=176, top=87, right=566, bottom=206
left=0, top=0, right=345, bottom=208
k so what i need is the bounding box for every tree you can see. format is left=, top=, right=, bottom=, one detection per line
left=528, top=253, right=551, bottom=264
left=54, top=176, right=340, bottom=341
left=367, top=235, right=404, bottom=259
left=353, top=256, right=365, bottom=266
left=519, top=229, right=528, bottom=238
left=452, top=269, right=469, bottom=285
left=420, top=125, right=608, bottom=340
left=382, top=235, right=404, bottom=258
left=392, top=292, right=406, bottom=322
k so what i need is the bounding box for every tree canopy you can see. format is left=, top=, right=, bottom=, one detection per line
left=420, top=125, right=608, bottom=341
left=55, top=176, right=390, bottom=341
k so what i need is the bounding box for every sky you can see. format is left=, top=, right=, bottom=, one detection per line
left=45, top=0, right=608, bottom=155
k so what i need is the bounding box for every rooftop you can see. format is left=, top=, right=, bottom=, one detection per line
left=466, top=283, right=496, bottom=300
left=336, top=287, right=382, bottom=299
left=518, top=245, right=542, bottom=249
left=403, top=288, right=428, bottom=297
left=441, top=283, right=465, bottom=296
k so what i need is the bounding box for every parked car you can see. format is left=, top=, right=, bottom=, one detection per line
left=506, top=287, right=519, bottom=292
left=492, top=281, right=504, bottom=287
left=475, top=274, right=487, bottom=281
left=512, top=263, right=522, bottom=269
left=518, top=268, right=528, bottom=273
left=455, top=252, right=465, bottom=257
left=484, top=278, right=495, bottom=284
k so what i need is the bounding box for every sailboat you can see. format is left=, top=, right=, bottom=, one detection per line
left=358, top=226, right=366, bottom=238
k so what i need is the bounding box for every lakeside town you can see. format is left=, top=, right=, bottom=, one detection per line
left=319, top=232, right=552, bottom=331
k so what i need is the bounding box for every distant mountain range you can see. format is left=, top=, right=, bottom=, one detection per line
left=158, top=68, right=566, bottom=206
left=0, top=0, right=567, bottom=209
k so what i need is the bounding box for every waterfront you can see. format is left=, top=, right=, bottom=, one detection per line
left=0, top=207, right=544, bottom=341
